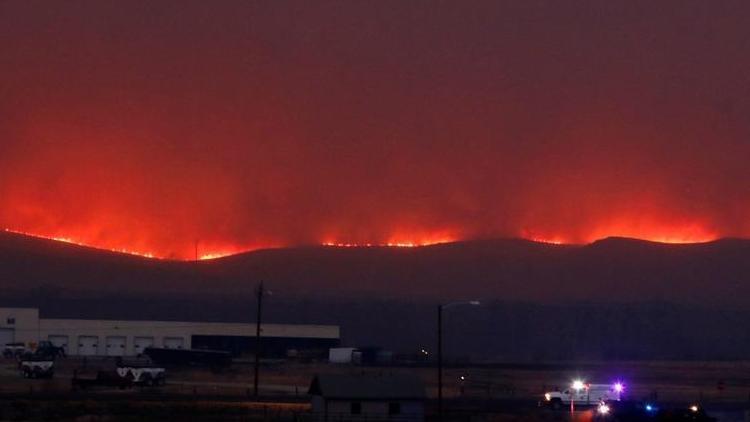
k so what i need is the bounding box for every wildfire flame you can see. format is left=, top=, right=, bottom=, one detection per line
left=321, top=231, right=458, bottom=249
left=321, top=241, right=446, bottom=248
left=521, top=218, right=718, bottom=246
left=2, top=228, right=250, bottom=261
left=3, top=218, right=721, bottom=262
left=525, top=236, right=567, bottom=245
left=197, top=252, right=234, bottom=261
left=3, top=228, right=158, bottom=259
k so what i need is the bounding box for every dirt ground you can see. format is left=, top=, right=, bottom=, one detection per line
left=2, top=357, right=750, bottom=420
left=4, top=356, right=750, bottom=401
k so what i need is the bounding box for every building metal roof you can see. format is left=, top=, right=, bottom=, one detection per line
left=308, top=373, right=425, bottom=401
left=0, top=307, right=339, bottom=339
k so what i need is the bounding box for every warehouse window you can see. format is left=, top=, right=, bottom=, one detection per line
left=350, top=402, right=361, bottom=415
left=6, top=317, right=15, bottom=325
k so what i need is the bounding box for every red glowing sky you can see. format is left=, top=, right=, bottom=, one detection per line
left=1, top=1, right=749, bottom=260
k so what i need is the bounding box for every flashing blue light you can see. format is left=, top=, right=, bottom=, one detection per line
left=645, top=404, right=656, bottom=412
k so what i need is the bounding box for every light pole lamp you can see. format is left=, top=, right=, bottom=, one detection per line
left=437, top=300, right=480, bottom=420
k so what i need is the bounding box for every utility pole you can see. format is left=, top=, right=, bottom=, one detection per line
left=437, top=304, right=443, bottom=421
left=437, top=301, right=479, bottom=421
left=254, top=281, right=264, bottom=397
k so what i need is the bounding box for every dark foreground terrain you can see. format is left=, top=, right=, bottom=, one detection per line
left=1, top=356, right=750, bottom=420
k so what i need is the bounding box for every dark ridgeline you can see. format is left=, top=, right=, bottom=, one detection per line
left=1, top=231, right=750, bottom=360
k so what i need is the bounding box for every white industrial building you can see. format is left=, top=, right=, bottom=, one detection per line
left=0, top=307, right=340, bottom=357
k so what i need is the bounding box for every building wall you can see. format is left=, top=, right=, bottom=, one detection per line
left=0, top=308, right=40, bottom=346
left=192, top=335, right=339, bottom=357
left=0, top=308, right=340, bottom=357
left=39, top=319, right=198, bottom=356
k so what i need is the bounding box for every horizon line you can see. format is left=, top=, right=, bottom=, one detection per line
left=1, top=228, right=739, bottom=263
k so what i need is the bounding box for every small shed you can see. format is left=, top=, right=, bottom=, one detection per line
left=309, top=373, right=425, bottom=421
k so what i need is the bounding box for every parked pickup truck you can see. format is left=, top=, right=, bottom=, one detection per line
left=543, top=382, right=623, bottom=409
left=3, top=343, right=29, bottom=358
left=30, top=341, right=66, bottom=359
left=4, top=341, right=65, bottom=360
left=19, top=357, right=55, bottom=379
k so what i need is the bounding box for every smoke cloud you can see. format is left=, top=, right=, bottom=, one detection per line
left=1, top=0, right=749, bottom=259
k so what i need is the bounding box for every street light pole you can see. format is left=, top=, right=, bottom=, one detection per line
left=437, top=305, right=443, bottom=420
left=437, top=300, right=480, bottom=421
left=254, top=281, right=264, bottom=397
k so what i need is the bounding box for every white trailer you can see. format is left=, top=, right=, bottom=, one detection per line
left=328, top=347, right=357, bottom=364
left=19, top=359, right=54, bottom=379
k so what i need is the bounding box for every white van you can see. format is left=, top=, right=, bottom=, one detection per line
left=544, top=383, right=623, bottom=408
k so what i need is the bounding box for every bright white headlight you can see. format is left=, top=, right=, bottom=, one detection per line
left=597, top=403, right=610, bottom=415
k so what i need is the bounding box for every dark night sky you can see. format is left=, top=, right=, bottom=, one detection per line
left=1, top=0, right=749, bottom=259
